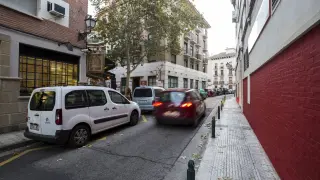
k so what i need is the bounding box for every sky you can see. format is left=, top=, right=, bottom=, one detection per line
left=88, top=0, right=235, bottom=56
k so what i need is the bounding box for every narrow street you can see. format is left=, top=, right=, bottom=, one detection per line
left=0, top=97, right=221, bottom=180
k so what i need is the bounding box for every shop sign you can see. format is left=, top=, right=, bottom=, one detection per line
left=87, top=52, right=105, bottom=73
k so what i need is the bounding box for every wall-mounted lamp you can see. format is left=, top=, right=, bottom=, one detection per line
left=78, top=15, right=97, bottom=41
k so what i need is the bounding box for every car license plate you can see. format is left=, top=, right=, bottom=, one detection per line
left=163, top=111, right=180, bottom=117
left=30, top=123, right=39, bottom=131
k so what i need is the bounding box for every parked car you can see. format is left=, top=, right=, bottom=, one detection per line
left=132, top=86, right=165, bottom=112
left=24, top=86, right=141, bottom=147
left=153, top=89, right=206, bottom=127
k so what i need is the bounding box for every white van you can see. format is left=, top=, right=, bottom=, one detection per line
left=24, top=86, right=141, bottom=147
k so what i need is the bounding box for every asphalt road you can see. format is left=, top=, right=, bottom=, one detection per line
left=0, top=97, right=222, bottom=180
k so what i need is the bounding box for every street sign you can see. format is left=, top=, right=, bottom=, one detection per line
left=87, top=52, right=105, bottom=73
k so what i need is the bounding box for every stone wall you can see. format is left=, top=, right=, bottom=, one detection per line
left=0, top=34, right=28, bottom=134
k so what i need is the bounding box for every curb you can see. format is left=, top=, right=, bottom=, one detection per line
left=163, top=97, right=222, bottom=180
left=0, top=139, right=36, bottom=153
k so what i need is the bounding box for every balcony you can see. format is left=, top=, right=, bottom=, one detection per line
left=220, top=66, right=224, bottom=69
left=196, top=53, right=203, bottom=61
left=184, top=33, right=191, bottom=41
left=184, top=50, right=190, bottom=57
left=231, top=0, right=235, bottom=7
left=219, top=81, right=224, bottom=85
left=229, top=81, right=233, bottom=84
left=203, top=30, right=208, bottom=39
left=229, top=73, right=233, bottom=76
left=214, top=81, right=218, bottom=85
left=214, top=66, right=218, bottom=69
left=195, top=43, right=201, bottom=48
left=232, top=10, right=238, bottom=23
left=195, top=27, right=201, bottom=33
left=203, top=58, right=208, bottom=65
left=203, top=45, right=208, bottom=52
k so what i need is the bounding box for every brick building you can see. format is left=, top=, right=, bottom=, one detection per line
left=0, top=0, right=88, bottom=133
left=232, top=0, right=320, bottom=179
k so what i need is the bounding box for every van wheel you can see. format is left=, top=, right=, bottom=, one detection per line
left=68, top=125, right=90, bottom=148
left=129, top=110, right=139, bottom=126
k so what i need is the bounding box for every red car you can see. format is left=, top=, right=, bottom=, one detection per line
left=152, top=89, right=206, bottom=126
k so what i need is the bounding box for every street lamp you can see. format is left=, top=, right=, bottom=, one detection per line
left=79, top=15, right=97, bottom=41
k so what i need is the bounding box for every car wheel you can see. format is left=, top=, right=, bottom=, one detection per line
left=129, top=110, right=139, bottom=126
left=68, top=125, right=90, bottom=148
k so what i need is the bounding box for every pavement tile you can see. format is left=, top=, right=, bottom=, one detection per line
left=196, top=97, right=280, bottom=180
left=0, top=130, right=33, bottom=152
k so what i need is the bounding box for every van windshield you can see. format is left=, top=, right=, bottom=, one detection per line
left=134, top=88, right=152, bottom=97
left=30, top=91, right=56, bottom=111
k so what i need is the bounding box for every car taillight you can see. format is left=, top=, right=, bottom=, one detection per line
left=55, top=109, right=62, bottom=125
left=180, top=102, right=193, bottom=108
left=153, top=102, right=163, bottom=107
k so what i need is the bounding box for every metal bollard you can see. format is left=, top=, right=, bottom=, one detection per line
left=187, top=160, right=195, bottom=180
left=212, top=116, right=216, bottom=138
left=218, top=106, right=220, bottom=119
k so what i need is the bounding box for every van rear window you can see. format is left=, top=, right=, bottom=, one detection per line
left=134, top=88, right=152, bottom=97
left=159, top=92, right=186, bottom=104
left=30, top=91, right=56, bottom=111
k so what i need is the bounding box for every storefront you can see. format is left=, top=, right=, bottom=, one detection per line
left=19, top=44, right=79, bottom=96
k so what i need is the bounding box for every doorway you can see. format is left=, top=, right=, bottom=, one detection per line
left=132, top=77, right=140, bottom=91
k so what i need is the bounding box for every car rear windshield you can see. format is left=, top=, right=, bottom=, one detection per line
left=30, top=91, right=56, bottom=111
left=159, top=92, right=186, bottom=104
left=133, top=88, right=152, bottom=97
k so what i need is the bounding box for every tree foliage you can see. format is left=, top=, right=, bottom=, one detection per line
left=91, top=0, right=207, bottom=93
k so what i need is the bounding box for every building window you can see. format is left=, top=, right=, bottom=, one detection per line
left=168, top=76, right=178, bottom=88
left=229, top=85, right=233, bottom=89
left=215, top=71, right=218, bottom=75
left=229, top=69, right=232, bottom=76
left=221, top=70, right=224, bottom=76
left=184, top=42, right=188, bottom=54
left=203, top=40, right=206, bottom=49
left=244, top=48, right=249, bottom=71
left=202, top=81, right=206, bottom=89
left=190, top=60, right=194, bottom=69
left=183, top=78, right=188, bottom=88
left=195, top=80, right=199, bottom=89
left=196, top=63, right=199, bottom=71
left=190, top=79, right=194, bottom=88
left=19, top=56, right=78, bottom=96
left=203, top=65, right=206, bottom=73
left=184, top=58, right=188, bottom=67
left=171, top=54, right=176, bottom=64
left=190, top=45, right=194, bottom=57
left=215, top=85, right=217, bottom=88
left=196, top=34, right=199, bottom=43
left=148, top=76, right=157, bottom=86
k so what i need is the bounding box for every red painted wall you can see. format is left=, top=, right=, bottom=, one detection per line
left=243, top=24, right=320, bottom=180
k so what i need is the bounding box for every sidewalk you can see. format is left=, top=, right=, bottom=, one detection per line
left=0, top=130, right=34, bottom=152
left=196, top=97, right=280, bottom=180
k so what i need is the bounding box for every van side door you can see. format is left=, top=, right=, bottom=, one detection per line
left=107, top=90, right=131, bottom=124
left=64, top=90, right=90, bottom=130
left=87, top=90, right=112, bottom=132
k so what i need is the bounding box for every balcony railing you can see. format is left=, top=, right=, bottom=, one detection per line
left=184, top=33, right=191, bottom=40
left=229, top=81, right=233, bottom=84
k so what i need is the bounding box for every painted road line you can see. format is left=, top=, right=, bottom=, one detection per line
left=86, top=136, right=107, bottom=147
left=0, top=146, right=51, bottom=167
left=142, top=115, right=148, bottom=122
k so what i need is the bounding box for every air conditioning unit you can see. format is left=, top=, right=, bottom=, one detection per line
left=232, top=11, right=238, bottom=23
left=47, top=2, right=65, bottom=18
